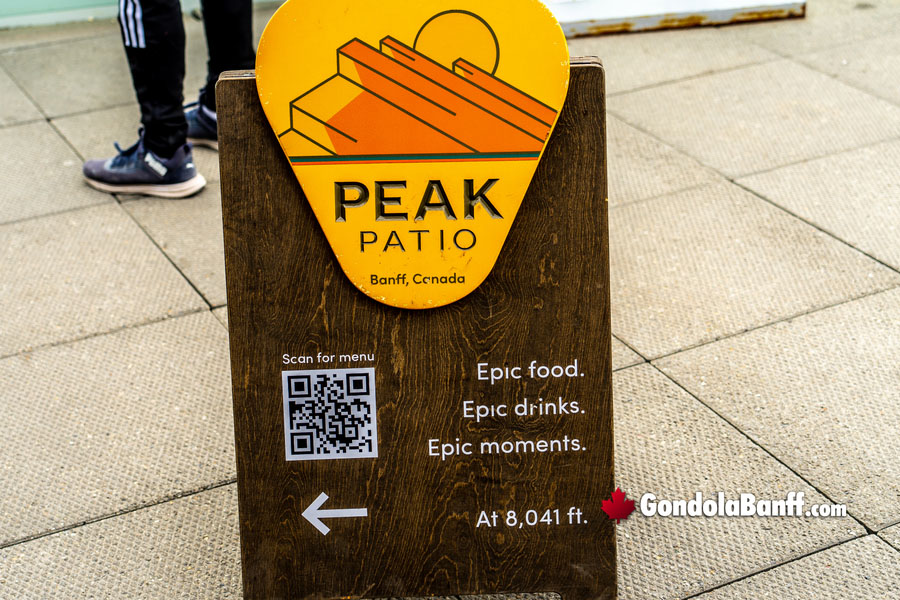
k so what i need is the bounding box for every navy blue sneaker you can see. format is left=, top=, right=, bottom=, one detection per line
left=185, top=100, right=218, bottom=150
left=83, top=133, right=206, bottom=198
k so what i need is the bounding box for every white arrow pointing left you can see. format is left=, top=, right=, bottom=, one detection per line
left=302, top=492, right=368, bottom=535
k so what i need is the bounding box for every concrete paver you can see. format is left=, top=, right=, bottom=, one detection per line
left=0, top=121, right=109, bottom=225
left=879, top=523, right=900, bottom=552
left=799, top=31, right=900, bottom=107
left=607, top=116, right=721, bottom=207
left=0, top=67, right=42, bottom=127
left=0, top=485, right=241, bottom=599
left=739, top=138, right=900, bottom=272
left=613, top=365, right=864, bottom=600
left=0, top=18, right=208, bottom=120
left=0, top=34, right=135, bottom=118
left=568, top=26, right=777, bottom=95
left=657, top=288, right=900, bottom=531
left=52, top=103, right=220, bottom=183
left=123, top=183, right=227, bottom=307
left=695, top=536, right=900, bottom=599
left=0, top=311, right=234, bottom=545
left=723, top=0, right=900, bottom=56
left=2, top=2, right=900, bottom=597
left=610, top=60, right=900, bottom=177
left=0, top=18, right=121, bottom=53
left=0, top=203, right=206, bottom=357
left=212, top=306, right=228, bottom=330
left=609, top=182, right=899, bottom=359
left=611, top=337, right=642, bottom=371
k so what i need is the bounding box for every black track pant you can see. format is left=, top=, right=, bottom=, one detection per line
left=117, top=0, right=255, bottom=157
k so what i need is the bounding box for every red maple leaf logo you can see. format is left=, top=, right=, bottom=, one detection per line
left=601, top=488, right=635, bottom=523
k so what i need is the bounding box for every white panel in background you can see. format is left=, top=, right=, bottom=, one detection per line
left=546, top=0, right=805, bottom=37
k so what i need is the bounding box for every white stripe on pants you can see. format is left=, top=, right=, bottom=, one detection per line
left=120, top=0, right=146, bottom=49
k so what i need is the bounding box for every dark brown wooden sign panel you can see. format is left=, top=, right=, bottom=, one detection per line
left=218, top=58, right=614, bottom=600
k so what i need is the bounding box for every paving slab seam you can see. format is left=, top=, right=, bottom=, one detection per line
left=730, top=132, right=900, bottom=181
left=736, top=20, right=900, bottom=63
left=608, top=100, right=900, bottom=185
left=876, top=518, right=900, bottom=533
left=118, top=198, right=217, bottom=310
left=607, top=59, right=900, bottom=180
left=606, top=107, right=732, bottom=177
left=45, top=99, right=139, bottom=125
left=733, top=180, right=900, bottom=277
left=0, top=305, right=209, bottom=361
left=605, top=115, right=900, bottom=278
left=0, top=115, right=43, bottom=130
left=0, top=196, right=112, bottom=227
left=879, top=533, right=900, bottom=554
left=0, top=28, right=121, bottom=56
left=612, top=334, right=647, bottom=371
left=679, top=532, right=871, bottom=599
left=638, top=284, right=900, bottom=365
left=0, top=58, right=48, bottom=121
left=794, top=53, right=900, bottom=111
left=731, top=35, right=796, bottom=60
left=608, top=180, right=725, bottom=211
left=645, top=361, right=874, bottom=534
left=605, top=54, right=783, bottom=99
left=0, top=478, right=237, bottom=552
left=47, top=117, right=93, bottom=162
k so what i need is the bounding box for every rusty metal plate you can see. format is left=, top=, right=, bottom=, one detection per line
left=547, top=0, right=805, bottom=37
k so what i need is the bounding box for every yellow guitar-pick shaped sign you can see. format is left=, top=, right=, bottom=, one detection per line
left=256, top=0, right=570, bottom=309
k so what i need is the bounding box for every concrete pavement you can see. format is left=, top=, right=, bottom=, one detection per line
left=2, top=1, right=900, bottom=597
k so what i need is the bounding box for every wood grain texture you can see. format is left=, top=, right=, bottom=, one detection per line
left=218, top=59, right=614, bottom=600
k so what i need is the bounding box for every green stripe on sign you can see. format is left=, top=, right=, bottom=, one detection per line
left=289, top=152, right=541, bottom=163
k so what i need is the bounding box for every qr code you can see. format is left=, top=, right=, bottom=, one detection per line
left=282, top=368, right=378, bottom=461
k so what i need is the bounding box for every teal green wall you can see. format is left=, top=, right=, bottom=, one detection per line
left=0, top=0, right=271, bottom=27
left=1, top=0, right=114, bottom=19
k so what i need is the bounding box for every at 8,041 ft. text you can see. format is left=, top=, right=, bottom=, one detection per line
left=476, top=507, right=586, bottom=528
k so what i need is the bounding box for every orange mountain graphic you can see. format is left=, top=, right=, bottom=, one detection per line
left=280, top=36, right=558, bottom=165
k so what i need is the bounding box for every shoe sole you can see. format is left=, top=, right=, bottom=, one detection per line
left=188, top=137, right=219, bottom=151
left=85, top=173, right=207, bottom=199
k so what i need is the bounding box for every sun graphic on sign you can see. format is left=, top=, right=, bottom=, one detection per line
left=277, top=11, right=557, bottom=164
left=414, top=10, right=500, bottom=75
left=255, top=0, right=569, bottom=309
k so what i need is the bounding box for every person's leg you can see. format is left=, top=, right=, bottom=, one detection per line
left=120, top=0, right=187, bottom=157
left=82, top=0, right=205, bottom=199
left=198, top=0, right=255, bottom=112
left=184, top=0, right=254, bottom=149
